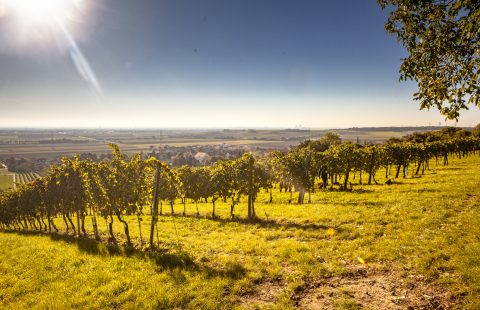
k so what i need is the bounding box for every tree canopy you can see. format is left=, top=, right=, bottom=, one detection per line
left=379, top=0, right=479, bottom=119
left=473, top=123, right=480, bottom=137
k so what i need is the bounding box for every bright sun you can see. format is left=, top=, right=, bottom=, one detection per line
left=4, top=0, right=82, bottom=25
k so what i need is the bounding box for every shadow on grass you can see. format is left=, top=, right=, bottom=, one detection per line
left=387, top=186, right=441, bottom=194
left=443, top=167, right=463, bottom=171
left=3, top=230, right=196, bottom=269
left=327, top=188, right=376, bottom=194
left=222, top=216, right=332, bottom=231
left=1, top=229, right=248, bottom=280
left=158, top=213, right=331, bottom=231
left=335, top=201, right=384, bottom=207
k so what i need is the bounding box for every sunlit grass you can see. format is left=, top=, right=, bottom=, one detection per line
left=0, top=174, right=13, bottom=190
left=0, top=155, right=479, bottom=308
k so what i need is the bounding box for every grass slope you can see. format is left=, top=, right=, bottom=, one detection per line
left=1, top=156, right=479, bottom=309
left=0, top=174, right=13, bottom=191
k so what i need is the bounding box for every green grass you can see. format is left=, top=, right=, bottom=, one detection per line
left=0, top=174, right=13, bottom=190
left=1, top=156, right=480, bottom=309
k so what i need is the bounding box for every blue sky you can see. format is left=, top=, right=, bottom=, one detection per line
left=0, top=0, right=478, bottom=128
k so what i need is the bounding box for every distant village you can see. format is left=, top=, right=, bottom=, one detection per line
left=1, top=143, right=277, bottom=173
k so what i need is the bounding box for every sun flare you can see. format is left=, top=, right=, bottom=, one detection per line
left=4, top=0, right=82, bottom=25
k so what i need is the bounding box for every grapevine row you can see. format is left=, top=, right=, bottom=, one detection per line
left=0, top=134, right=479, bottom=247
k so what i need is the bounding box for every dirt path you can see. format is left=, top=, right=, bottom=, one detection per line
left=241, top=266, right=455, bottom=309
left=292, top=267, right=453, bottom=309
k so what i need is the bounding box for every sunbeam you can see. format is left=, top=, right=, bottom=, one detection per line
left=57, top=19, right=103, bottom=101
left=1, top=0, right=102, bottom=101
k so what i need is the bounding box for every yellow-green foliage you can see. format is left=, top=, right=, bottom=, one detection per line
left=0, top=156, right=479, bottom=309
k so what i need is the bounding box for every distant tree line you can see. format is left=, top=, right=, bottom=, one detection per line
left=3, top=157, right=34, bottom=173
left=38, top=138, right=91, bottom=144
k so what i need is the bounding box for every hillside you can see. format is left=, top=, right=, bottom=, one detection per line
left=0, top=155, right=479, bottom=309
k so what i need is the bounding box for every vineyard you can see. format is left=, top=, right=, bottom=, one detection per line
left=0, top=128, right=480, bottom=308
left=13, top=171, right=41, bottom=186
left=0, top=171, right=42, bottom=190
left=1, top=129, right=479, bottom=241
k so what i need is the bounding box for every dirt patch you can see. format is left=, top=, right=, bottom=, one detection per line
left=292, top=267, right=454, bottom=309
left=240, top=278, right=287, bottom=308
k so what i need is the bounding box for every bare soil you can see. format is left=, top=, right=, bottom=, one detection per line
left=240, top=277, right=287, bottom=308
left=293, top=267, right=454, bottom=309
left=241, top=267, right=455, bottom=309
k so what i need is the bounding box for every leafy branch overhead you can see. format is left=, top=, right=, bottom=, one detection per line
left=379, top=0, right=480, bottom=119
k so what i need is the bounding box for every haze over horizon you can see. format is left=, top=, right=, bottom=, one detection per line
left=1, top=0, right=479, bottom=128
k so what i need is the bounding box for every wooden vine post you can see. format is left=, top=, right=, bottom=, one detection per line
left=149, top=161, right=161, bottom=248
left=368, top=148, right=376, bottom=185
left=247, top=155, right=255, bottom=219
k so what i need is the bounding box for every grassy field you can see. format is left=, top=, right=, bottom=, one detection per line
left=0, top=172, right=39, bottom=190
left=0, top=156, right=479, bottom=309
left=0, top=174, right=13, bottom=191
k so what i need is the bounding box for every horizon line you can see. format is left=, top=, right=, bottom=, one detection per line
left=0, top=125, right=469, bottom=131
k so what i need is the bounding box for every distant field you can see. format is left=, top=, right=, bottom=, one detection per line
left=0, top=144, right=151, bottom=160
left=0, top=141, right=289, bottom=159
left=338, top=130, right=408, bottom=142
left=0, top=174, right=13, bottom=190
left=131, top=139, right=293, bottom=148
left=0, top=156, right=479, bottom=308
left=14, top=172, right=40, bottom=185
left=0, top=128, right=436, bottom=159
left=0, top=172, right=40, bottom=190
left=0, top=136, right=18, bottom=143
